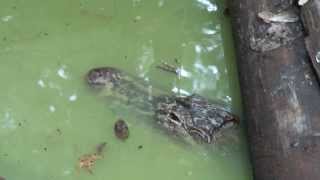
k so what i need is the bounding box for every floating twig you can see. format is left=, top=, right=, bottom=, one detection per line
left=156, top=59, right=181, bottom=76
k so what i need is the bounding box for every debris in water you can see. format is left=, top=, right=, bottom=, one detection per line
left=0, top=176, right=6, bottom=180
left=78, top=153, right=102, bottom=174
left=78, top=142, right=106, bottom=174
left=138, top=145, right=143, bottom=150
left=56, top=128, right=62, bottom=135
left=114, top=119, right=129, bottom=140
left=156, top=60, right=180, bottom=75
left=96, top=142, right=107, bottom=155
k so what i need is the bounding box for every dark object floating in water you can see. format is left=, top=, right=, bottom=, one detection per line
left=96, top=142, right=107, bottom=155
left=87, top=67, right=239, bottom=144
left=114, top=119, right=129, bottom=140
left=156, top=61, right=179, bottom=75
left=138, top=145, right=143, bottom=150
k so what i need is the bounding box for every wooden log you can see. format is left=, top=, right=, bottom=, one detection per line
left=301, top=0, right=320, bottom=80
left=227, top=0, right=320, bottom=179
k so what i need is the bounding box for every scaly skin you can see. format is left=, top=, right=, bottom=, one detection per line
left=86, top=67, right=239, bottom=143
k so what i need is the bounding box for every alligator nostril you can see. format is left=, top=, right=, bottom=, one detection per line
left=169, top=112, right=180, bottom=123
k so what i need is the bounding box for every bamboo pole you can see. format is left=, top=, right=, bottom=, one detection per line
left=227, top=0, right=320, bottom=179
left=301, top=0, right=320, bottom=80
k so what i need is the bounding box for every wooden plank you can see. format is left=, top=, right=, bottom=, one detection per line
left=301, top=0, right=320, bottom=80
left=227, top=0, right=320, bottom=179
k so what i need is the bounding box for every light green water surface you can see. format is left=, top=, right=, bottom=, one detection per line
left=0, top=0, right=252, bottom=179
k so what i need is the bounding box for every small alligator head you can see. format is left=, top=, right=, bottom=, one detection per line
left=86, top=67, right=123, bottom=89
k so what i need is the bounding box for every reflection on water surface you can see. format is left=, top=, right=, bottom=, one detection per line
left=0, top=0, right=252, bottom=180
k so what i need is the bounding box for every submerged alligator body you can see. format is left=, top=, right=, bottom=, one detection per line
left=86, top=67, right=239, bottom=143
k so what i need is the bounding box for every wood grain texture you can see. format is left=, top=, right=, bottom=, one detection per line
left=301, top=0, right=320, bottom=80
left=227, top=0, right=320, bottom=179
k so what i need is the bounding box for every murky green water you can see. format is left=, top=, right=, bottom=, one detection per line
left=0, top=0, right=252, bottom=179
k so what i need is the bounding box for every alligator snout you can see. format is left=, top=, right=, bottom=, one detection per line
left=86, top=67, right=123, bottom=88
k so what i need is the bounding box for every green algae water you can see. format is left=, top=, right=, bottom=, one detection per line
left=0, top=0, right=252, bottom=179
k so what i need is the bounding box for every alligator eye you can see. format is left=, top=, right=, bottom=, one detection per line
left=169, top=112, right=180, bottom=123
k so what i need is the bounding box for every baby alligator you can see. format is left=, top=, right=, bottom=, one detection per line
left=86, top=67, right=239, bottom=143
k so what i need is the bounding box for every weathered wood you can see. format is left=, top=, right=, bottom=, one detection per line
left=301, top=0, right=320, bottom=80
left=227, top=0, right=320, bottom=179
